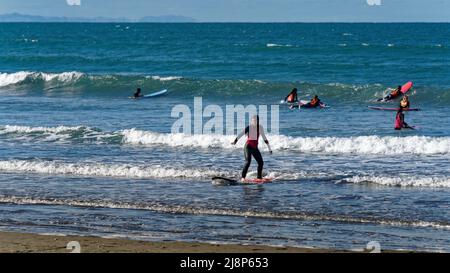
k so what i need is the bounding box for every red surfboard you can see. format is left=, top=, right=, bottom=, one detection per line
left=242, top=178, right=273, bottom=184
left=401, top=81, right=413, bottom=94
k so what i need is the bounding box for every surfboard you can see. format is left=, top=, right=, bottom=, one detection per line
left=211, top=176, right=241, bottom=186
left=242, top=178, right=273, bottom=184
left=211, top=176, right=273, bottom=186
left=290, top=100, right=329, bottom=109
left=280, top=100, right=297, bottom=106
left=401, top=81, right=413, bottom=94
left=377, top=82, right=413, bottom=102
left=368, top=106, right=420, bottom=111
left=130, top=89, right=168, bottom=99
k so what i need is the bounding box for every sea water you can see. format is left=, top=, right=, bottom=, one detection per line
left=0, top=23, right=449, bottom=251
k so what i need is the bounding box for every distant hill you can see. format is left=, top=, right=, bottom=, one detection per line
left=139, top=15, right=196, bottom=23
left=0, top=13, right=196, bottom=23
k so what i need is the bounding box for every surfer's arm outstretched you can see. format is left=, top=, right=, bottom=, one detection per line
left=231, top=127, right=247, bottom=145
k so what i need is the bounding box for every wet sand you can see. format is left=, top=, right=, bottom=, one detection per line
left=0, top=231, right=345, bottom=253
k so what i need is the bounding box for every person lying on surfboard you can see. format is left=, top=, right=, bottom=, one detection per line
left=284, top=88, right=298, bottom=103
left=395, top=108, right=414, bottom=130
left=380, top=85, right=402, bottom=101
left=231, top=115, right=272, bottom=182
left=299, top=95, right=322, bottom=108
left=133, top=88, right=143, bottom=99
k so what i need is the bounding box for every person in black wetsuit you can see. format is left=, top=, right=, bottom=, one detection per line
left=133, top=88, right=143, bottom=99
left=284, top=88, right=298, bottom=103
left=291, top=95, right=322, bottom=109
left=380, top=85, right=402, bottom=101
left=231, top=115, right=272, bottom=181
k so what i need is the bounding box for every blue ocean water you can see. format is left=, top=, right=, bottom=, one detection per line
left=0, top=23, right=449, bottom=252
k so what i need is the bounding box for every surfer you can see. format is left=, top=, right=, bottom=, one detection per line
left=395, top=108, right=414, bottom=130
left=400, top=95, right=410, bottom=110
left=133, top=88, right=143, bottom=99
left=289, top=95, right=324, bottom=109
left=381, top=85, right=402, bottom=101
left=231, top=115, right=272, bottom=180
left=284, top=88, right=298, bottom=103
left=301, top=95, right=322, bottom=108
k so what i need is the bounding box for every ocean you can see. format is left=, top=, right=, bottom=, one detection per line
left=0, top=23, right=449, bottom=252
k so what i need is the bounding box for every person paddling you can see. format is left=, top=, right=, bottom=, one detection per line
left=231, top=115, right=272, bottom=181
left=380, top=85, right=402, bottom=101
left=133, top=88, right=143, bottom=99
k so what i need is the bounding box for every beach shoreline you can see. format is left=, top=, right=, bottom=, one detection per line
left=0, top=231, right=348, bottom=253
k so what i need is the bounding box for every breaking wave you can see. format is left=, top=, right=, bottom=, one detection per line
left=2, top=125, right=450, bottom=155
left=0, top=159, right=449, bottom=188
left=0, top=160, right=225, bottom=180
left=122, top=129, right=450, bottom=155
left=1, top=71, right=449, bottom=104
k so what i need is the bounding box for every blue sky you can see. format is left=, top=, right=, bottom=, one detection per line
left=0, top=0, right=449, bottom=22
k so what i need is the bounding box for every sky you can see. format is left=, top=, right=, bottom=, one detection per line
left=0, top=0, right=449, bottom=22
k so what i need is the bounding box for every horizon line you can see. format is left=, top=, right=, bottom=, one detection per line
left=1, top=21, right=449, bottom=23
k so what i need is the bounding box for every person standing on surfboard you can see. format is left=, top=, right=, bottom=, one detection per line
left=231, top=115, right=272, bottom=181
left=284, top=88, right=298, bottom=103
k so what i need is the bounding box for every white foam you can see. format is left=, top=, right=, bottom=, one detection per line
left=266, top=43, right=292, bottom=48
left=1, top=196, right=449, bottom=230
left=122, top=130, right=450, bottom=155
left=345, top=175, right=450, bottom=188
left=147, top=75, right=182, bottom=81
left=121, top=129, right=236, bottom=149
left=0, top=160, right=223, bottom=179
left=0, top=71, right=84, bottom=87
left=0, top=71, right=31, bottom=87
left=0, top=125, right=84, bottom=134
left=3, top=125, right=450, bottom=155
left=0, top=125, right=112, bottom=143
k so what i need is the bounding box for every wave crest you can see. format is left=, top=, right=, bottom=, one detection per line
left=122, top=129, right=450, bottom=155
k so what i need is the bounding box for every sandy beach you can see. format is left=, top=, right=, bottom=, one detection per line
left=0, top=231, right=349, bottom=253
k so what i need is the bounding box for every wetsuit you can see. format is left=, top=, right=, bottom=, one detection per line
left=134, top=90, right=142, bottom=98
left=400, top=100, right=410, bottom=110
left=303, top=98, right=321, bottom=108
left=285, top=91, right=298, bottom=103
left=235, top=125, right=269, bottom=179
left=395, top=109, right=413, bottom=130
left=382, top=88, right=401, bottom=101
